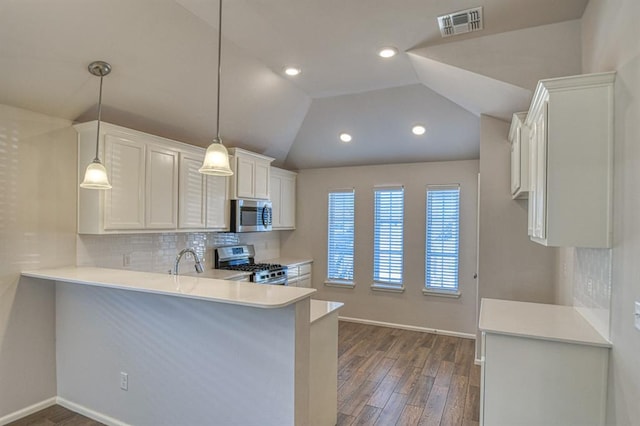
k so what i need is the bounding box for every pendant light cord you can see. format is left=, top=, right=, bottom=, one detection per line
left=94, top=73, right=104, bottom=162
left=215, top=0, right=222, bottom=142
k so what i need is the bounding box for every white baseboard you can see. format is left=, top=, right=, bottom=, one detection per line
left=0, top=396, right=56, bottom=425
left=56, top=397, right=130, bottom=426
left=474, top=357, right=482, bottom=366
left=338, top=316, right=476, bottom=340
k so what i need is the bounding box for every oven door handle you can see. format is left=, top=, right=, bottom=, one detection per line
left=264, top=276, right=288, bottom=286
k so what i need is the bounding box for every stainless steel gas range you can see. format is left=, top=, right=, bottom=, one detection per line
left=214, top=245, right=287, bottom=285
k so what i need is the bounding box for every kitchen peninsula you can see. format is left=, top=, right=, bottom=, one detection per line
left=21, top=267, right=317, bottom=426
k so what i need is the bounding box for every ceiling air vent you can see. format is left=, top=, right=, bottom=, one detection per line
left=437, top=7, right=483, bottom=38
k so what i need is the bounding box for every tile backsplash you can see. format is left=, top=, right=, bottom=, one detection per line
left=573, top=247, right=612, bottom=339
left=77, top=231, right=281, bottom=274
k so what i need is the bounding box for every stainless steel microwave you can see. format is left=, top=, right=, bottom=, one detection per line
left=230, top=199, right=273, bottom=232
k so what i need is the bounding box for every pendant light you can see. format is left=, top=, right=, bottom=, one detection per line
left=199, top=0, right=233, bottom=176
left=80, top=61, right=113, bottom=189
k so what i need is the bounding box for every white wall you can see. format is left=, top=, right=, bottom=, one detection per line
left=0, top=105, right=76, bottom=418
left=569, top=0, right=640, bottom=423
left=477, top=115, right=557, bottom=357
left=55, top=281, right=309, bottom=426
left=281, top=160, right=479, bottom=335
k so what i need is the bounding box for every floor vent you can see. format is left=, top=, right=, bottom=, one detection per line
left=437, top=7, right=483, bottom=38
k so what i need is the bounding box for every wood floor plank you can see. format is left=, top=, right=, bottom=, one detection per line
left=441, top=374, right=469, bottom=426
left=340, top=380, right=380, bottom=416
left=396, top=405, right=424, bottom=426
left=353, top=405, right=382, bottom=425
left=463, top=384, right=480, bottom=422
left=374, top=392, right=408, bottom=426
left=337, top=412, right=356, bottom=426
left=394, top=367, right=422, bottom=395
left=366, top=357, right=396, bottom=384
left=418, top=384, right=449, bottom=426
left=433, top=360, right=455, bottom=387
left=368, top=373, right=402, bottom=408
left=407, top=374, right=435, bottom=407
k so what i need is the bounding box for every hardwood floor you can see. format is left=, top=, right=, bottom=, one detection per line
left=7, top=405, right=103, bottom=426
left=8, top=321, right=479, bottom=426
left=337, top=321, right=480, bottom=426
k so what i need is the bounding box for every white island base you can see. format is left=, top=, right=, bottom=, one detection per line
left=20, top=267, right=341, bottom=426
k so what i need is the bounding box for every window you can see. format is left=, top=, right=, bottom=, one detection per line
left=425, top=185, right=460, bottom=294
left=373, top=187, right=404, bottom=289
left=327, top=190, right=355, bottom=284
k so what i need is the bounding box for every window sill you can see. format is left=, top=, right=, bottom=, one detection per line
left=422, top=288, right=461, bottom=298
left=324, top=280, right=355, bottom=288
left=371, top=283, right=405, bottom=293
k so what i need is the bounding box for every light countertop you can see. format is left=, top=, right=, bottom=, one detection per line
left=479, top=298, right=611, bottom=347
left=22, top=266, right=315, bottom=309
left=310, top=300, right=344, bottom=324
left=262, top=257, right=313, bottom=267
left=184, top=268, right=251, bottom=280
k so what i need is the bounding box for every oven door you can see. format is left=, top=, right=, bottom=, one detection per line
left=231, top=199, right=273, bottom=232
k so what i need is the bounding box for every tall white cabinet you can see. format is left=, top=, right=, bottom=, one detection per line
left=77, top=121, right=229, bottom=234
left=524, top=72, right=615, bottom=248
left=270, top=167, right=297, bottom=230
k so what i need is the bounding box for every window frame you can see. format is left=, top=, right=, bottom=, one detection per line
left=424, top=184, right=461, bottom=298
left=325, top=189, right=355, bottom=287
left=371, top=186, right=405, bottom=292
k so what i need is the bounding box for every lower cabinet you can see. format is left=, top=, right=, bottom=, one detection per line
left=479, top=299, right=610, bottom=426
left=287, top=261, right=312, bottom=288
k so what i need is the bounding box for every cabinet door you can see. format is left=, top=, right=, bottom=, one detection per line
left=236, top=157, right=255, bottom=198
left=146, top=145, right=179, bottom=229
left=533, top=104, right=548, bottom=240
left=511, top=131, right=521, bottom=195
left=528, top=124, right=537, bottom=237
left=270, top=174, right=282, bottom=228
left=254, top=161, right=270, bottom=199
left=104, top=135, right=145, bottom=230
left=179, top=153, right=206, bottom=229
left=297, top=275, right=311, bottom=288
left=206, top=174, right=229, bottom=230
left=280, top=175, right=296, bottom=228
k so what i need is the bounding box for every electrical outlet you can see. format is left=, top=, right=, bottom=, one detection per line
left=123, top=254, right=131, bottom=267
left=634, top=301, right=640, bottom=331
left=120, top=372, right=128, bottom=391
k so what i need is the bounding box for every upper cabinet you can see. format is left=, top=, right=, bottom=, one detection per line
left=270, top=167, right=297, bottom=230
left=524, top=72, right=615, bottom=248
left=508, top=112, right=529, bottom=200
left=77, top=122, right=229, bottom=234
left=228, top=148, right=274, bottom=200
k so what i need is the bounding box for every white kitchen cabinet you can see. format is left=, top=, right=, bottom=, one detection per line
left=508, top=112, right=529, bottom=199
left=288, top=261, right=312, bottom=288
left=179, top=151, right=207, bottom=229
left=228, top=148, right=274, bottom=200
left=206, top=174, right=229, bottom=230
left=270, top=167, right=297, bottom=230
left=146, top=144, right=179, bottom=229
left=78, top=121, right=227, bottom=234
left=524, top=72, right=615, bottom=247
left=479, top=298, right=610, bottom=426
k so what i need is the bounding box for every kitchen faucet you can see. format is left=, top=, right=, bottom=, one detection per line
left=173, top=248, right=204, bottom=275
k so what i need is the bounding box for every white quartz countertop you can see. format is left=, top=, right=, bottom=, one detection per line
left=310, top=299, right=344, bottom=324
left=22, top=267, right=315, bottom=309
left=184, top=268, right=251, bottom=280
left=479, top=298, right=611, bottom=347
left=261, top=257, right=313, bottom=267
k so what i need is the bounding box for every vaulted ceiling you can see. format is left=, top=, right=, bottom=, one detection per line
left=0, top=0, right=588, bottom=169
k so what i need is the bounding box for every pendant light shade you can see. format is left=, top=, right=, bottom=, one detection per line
left=199, top=137, right=233, bottom=175
left=80, top=60, right=112, bottom=189
left=199, top=0, right=233, bottom=176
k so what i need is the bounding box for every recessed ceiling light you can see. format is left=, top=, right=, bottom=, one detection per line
left=339, top=132, right=352, bottom=143
left=378, top=47, right=398, bottom=58
left=412, top=125, right=426, bottom=136
left=284, top=67, right=301, bottom=76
